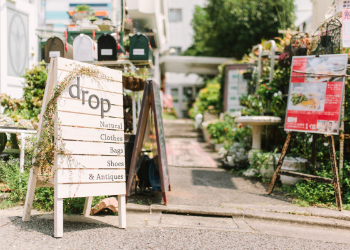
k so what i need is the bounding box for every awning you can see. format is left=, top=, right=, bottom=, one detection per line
left=160, top=56, right=233, bottom=75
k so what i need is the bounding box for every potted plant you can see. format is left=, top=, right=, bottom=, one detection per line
left=122, top=72, right=149, bottom=91
left=292, top=35, right=311, bottom=56
left=278, top=52, right=290, bottom=68
left=257, top=83, right=277, bottom=116
left=71, top=4, right=94, bottom=21
left=124, top=38, right=130, bottom=53
left=243, top=71, right=252, bottom=80
left=280, top=155, right=307, bottom=186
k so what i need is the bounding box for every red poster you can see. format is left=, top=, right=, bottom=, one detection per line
left=285, top=55, right=348, bottom=135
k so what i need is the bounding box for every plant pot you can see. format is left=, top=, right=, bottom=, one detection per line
left=123, top=95, right=132, bottom=108
left=122, top=75, right=128, bottom=89
left=0, top=182, right=10, bottom=192
left=296, top=48, right=307, bottom=56
left=126, top=76, right=134, bottom=90
left=243, top=168, right=260, bottom=177
left=138, top=78, right=146, bottom=91
left=263, top=112, right=274, bottom=116
left=214, top=143, right=224, bottom=152
left=321, top=35, right=332, bottom=47
left=260, top=162, right=275, bottom=181
left=282, top=84, right=289, bottom=95
left=280, top=156, right=307, bottom=186
left=243, top=72, right=252, bottom=80
left=132, top=77, right=140, bottom=91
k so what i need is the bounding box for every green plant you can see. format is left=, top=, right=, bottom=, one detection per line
left=75, top=4, right=94, bottom=15
left=183, top=0, right=295, bottom=59
left=0, top=158, right=29, bottom=208
left=0, top=61, right=47, bottom=123
left=189, top=79, right=221, bottom=118
left=0, top=150, right=106, bottom=213
left=207, top=114, right=235, bottom=143
left=0, top=133, right=7, bottom=154
left=249, top=150, right=277, bottom=171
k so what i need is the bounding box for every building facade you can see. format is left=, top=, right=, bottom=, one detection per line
left=165, top=0, right=207, bottom=118
left=0, top=0, right=39, bottom=99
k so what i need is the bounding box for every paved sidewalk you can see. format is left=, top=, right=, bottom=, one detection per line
left=127, top=118, right=350, bottom=228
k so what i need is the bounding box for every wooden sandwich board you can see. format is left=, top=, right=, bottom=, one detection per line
left=126, top=80, right=171, bottom=204
left=22, top=57, right=126, bottom=237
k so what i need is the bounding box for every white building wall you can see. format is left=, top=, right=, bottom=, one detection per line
left=0, top=0, right=39, bottom=99
left=166, top=0, right=206, bottom=117
left=168, top=0, right=206, bottom=52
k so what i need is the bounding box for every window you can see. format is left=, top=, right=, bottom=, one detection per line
left=170, top=88, right=179, bottom=102
left=169, top=47, right=182, bottom=55
left=169, top=8, right=182, bottom=22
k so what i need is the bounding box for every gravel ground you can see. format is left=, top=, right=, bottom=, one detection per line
left=0, top=215, right=349, bottom=250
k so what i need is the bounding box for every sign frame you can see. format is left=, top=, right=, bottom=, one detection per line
left=284, top=54, right=348, bottom=135
left=22, top=57, right=126, bottom=237
left=126, top=80, right=171, bottom=204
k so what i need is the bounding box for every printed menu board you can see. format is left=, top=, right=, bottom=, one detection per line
left=285, top=54, right=348, bottom=135
left=224, top=64, right=249, bottom=113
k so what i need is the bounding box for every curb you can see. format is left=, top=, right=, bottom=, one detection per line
left=126, top=203, right=350, bottom=230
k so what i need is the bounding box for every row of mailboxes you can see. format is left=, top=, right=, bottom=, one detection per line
left=45, top=33, right=152, bottom=62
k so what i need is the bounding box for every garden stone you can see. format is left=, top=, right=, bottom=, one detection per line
left=90, top=197, right=118, bottom=215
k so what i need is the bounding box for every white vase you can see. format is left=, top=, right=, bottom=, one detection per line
left=215, top=143, right=223, bottom=152
left=260, top=162, right=274, bottom=180
left=243, top=168, right=260, bottom=177
left=280, top=157, right=307, bottom=186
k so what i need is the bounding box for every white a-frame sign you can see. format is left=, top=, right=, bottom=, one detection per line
left=22, top=57, right=126, bottom=237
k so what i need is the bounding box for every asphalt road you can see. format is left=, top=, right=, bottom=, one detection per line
left=1, top=212, right=350, bottom=250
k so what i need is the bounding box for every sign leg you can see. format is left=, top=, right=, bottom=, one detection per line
left=328, top=135, right=342, bottom=211
left=22, top=167, right=39, bottom=221
left=19, top=133, right=26, bottom=174
left=162, top=192, right=168, bottom=205
left=83, top=196, right=93, bottom=216
left=311, top=134, right=318, bottom=169
left=54, top=197, right=64, bottom=238
left=118, top=195, right=126, bottom=228
left=268, top=132, right=292, bottom=194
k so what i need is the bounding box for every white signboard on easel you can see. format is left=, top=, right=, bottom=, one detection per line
left=22, top=57, right=126, bottom=237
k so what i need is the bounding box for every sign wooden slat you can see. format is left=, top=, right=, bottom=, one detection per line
left=58, top=70, right=123, bottom=93
left=57, top=182, right=126, bottom=198
left=56, top=57, right=122, bottom=82
left=57, top=112, right=123, bottom=130
left=61, top=86, right=123, bottom=106
left=57, top=98, right=123, bottom=118
left=62, top=140, right=124, bottom=155
left=61, top=126, right=124, bottom=143
left=57, top=155, right=125, bottom=169
left=56, top=169, right=125, bottom=184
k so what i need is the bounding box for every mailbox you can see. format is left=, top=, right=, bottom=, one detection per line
left=129, top=33, right=152, bottom=61
left=97, top=33, right=117, bottom=61
left=73, top=34, right=98, bottom=62
left=44, top=37, right=73, bottom=63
